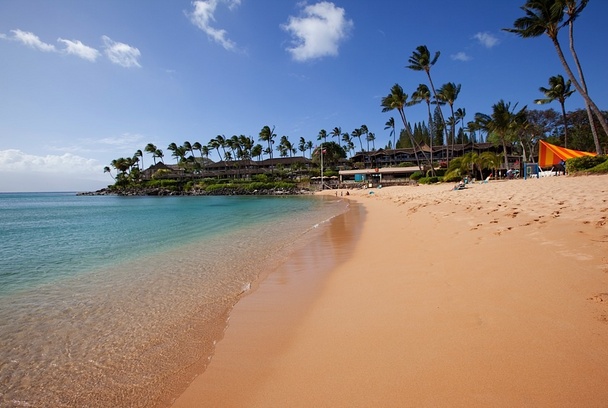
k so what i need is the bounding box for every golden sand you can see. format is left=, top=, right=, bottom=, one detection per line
left=172, top=174, right=608, bottom=407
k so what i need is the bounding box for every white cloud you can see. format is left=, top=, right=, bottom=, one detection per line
left=8, top=29, right=56, bottom=52
left=98, top=133, right=145, bottom=150
left=188, top=0, right=239, bottom=51
left=0, top=149, right=103, bottom=174
left=102, top=35, right=142, bottom=68
left=282, top=2, right=353, bottom=62
left=57, top=38, right=101, bottom=62
left=473, top=32, right=499, bottom=48
left=2, top=29, right=141, bottom=66
left=451, top=51, right=471, bottom=62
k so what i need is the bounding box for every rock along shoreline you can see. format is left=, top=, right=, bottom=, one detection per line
left=77, top=187, right=313, bottom=197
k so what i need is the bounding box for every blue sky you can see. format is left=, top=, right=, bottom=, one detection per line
left=1, top=0, right=607, bottom=192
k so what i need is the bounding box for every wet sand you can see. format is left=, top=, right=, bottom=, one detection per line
left=172, top=174, right=608, bottom=407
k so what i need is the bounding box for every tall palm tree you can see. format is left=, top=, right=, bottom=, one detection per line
left=103, top=166, right=115, bottom=181
left=298, top=137, right=307, bottom=157
left=381, top=83, right=423, bottom=170
left=331, top=127, right=342, bottom=151
left=145, top=143, right=157, bottom=165
left=455, top=108, right=467, bottom=143
left=153, top=149, right=164, bottom=164
left=305, top=140, right=314, bottom=159
left=251, top=144, right=263, bottom=161
left=259, top=125, right=276, bottom=159
left=475, top=100, right=527, bottom=170
left=360, top=125, right=370, bottom=152
left=407, top=45, right=449, bottom=147
left=534, top=74, right=575, bottom=147
left=410, top=84, right=436, bottom=174
left=133, top=149, right=143, bottom=170
left=436, top=82, right=461, bottom=161
left=317, top=129, right=328, bottom=145
left=504, top=0, right=605, bottom=154
left=351, top=128, right=364, bottom=153
left=183, top=141, right=193, bottom=159
left=208, top=137, right=223, bottom=164
left=167, top=143, right=180, bottom=164
left=367, top=132, right=376, bottom=151
left=384, top=117, right=395, bottom=149
left=562, top=0, right=600, bottom=150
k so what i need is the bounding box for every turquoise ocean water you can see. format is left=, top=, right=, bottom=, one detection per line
left=0, top=192, right=349, bottom=407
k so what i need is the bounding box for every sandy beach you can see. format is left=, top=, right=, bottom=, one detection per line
left=172, top=174, right=608, bottom=407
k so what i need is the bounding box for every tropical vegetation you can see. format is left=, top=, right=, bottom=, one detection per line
left=105, top=0, right=607, bottom=193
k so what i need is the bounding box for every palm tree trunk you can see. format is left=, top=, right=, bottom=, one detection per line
left=559, top=101, right=569, bottom=148
left=568, top=16, right=601, bottom=153
left=552, top=38, right=605, bottom=154
left=398, top=108, right=422, bottom=171
left=426, top=71, right=450, bottom=160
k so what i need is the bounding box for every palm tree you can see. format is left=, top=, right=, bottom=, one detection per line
left=103, top=166, right=115, bottom=181
left=259, top=125, right=276, bottom=159
left=317, top=129, right=328, bottom=145
left=251, top=144, right=263, bottom=161
left=384, top=117, right=397, bottom=166
left=480, top=151, right=503, bottom=179
left=360, top=125, right=370, bottom=152
left=455, top=108, right=467, bottom=143
left=534, top=74, right=575, bottom=147
left=305, top=140, right=314, bottom=159
left=410, top=84, right=436, bottom=173
left=341, top=133, right=353, bottom=158
left=167, top=143, right=183, bottom=164
left=145, top=143, right=158, bottom=165
left=461, top=151, right=484, bottom=180
left=351, top=128, right=364, bottom=153
left=436, top=82, right=461, bottom=161
left=298, top=137, right=307, bottom=157
left=381, top=83, right=423, bottom=170
left=154, top=149, right=164, bottom=164
left=504, top=0, right=605, bottom=154
left=208, top=137, right=223, bottom=166
left=331, top=127, right=342, bottom=150
left=134, top=149, right=143, bottom=169
left=367, top=132, right=376, bottom=151
left=475, top=100, right=527, bottom=170
left=183, top=141, right=193, bottom=158
left=407, top=45, right=449, bottom=147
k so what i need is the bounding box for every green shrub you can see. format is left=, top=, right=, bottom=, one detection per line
left=567, top=155, right=607, bottom=172
left=418, top=176, right=439, bottom=184
left=432, top=168, right=447, bottom=177
left=585, top=157, right=608, bottom=174
left=410, top=171, right=424, bottom=181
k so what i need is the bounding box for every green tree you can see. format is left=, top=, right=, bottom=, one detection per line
left=145, top=143, right=158, bottom=165
left=351, top=127, right=364, bottom=153
left=407, top=45, right=449, bottom=147
left=534, top=74, right=575, bottom=147
left=381, top=83, right=423, bottom=170
left=259, top=125, right=276, bottom=159
left=311, top=141, right=346, bottom=168
left=475, top=100, right=527, bottom=170
left=505, top=0, right=605, bottom=154
left=436, top=82, right=461, bottom=161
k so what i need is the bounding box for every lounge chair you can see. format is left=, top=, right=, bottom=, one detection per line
left=479, top=175, right=491, bottom=184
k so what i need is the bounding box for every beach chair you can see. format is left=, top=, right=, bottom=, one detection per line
left=479, top=175, right=491, bottom=184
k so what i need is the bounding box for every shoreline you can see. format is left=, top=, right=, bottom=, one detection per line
left=172, top=175, right=608, bottom=407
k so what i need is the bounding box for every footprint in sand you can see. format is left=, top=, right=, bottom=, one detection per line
left=588, top=293, right=608, bottom=303
left=596, top=217, right=607, bottom=227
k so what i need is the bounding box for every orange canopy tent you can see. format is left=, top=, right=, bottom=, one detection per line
left=538, top=140, right=596, bottom=167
